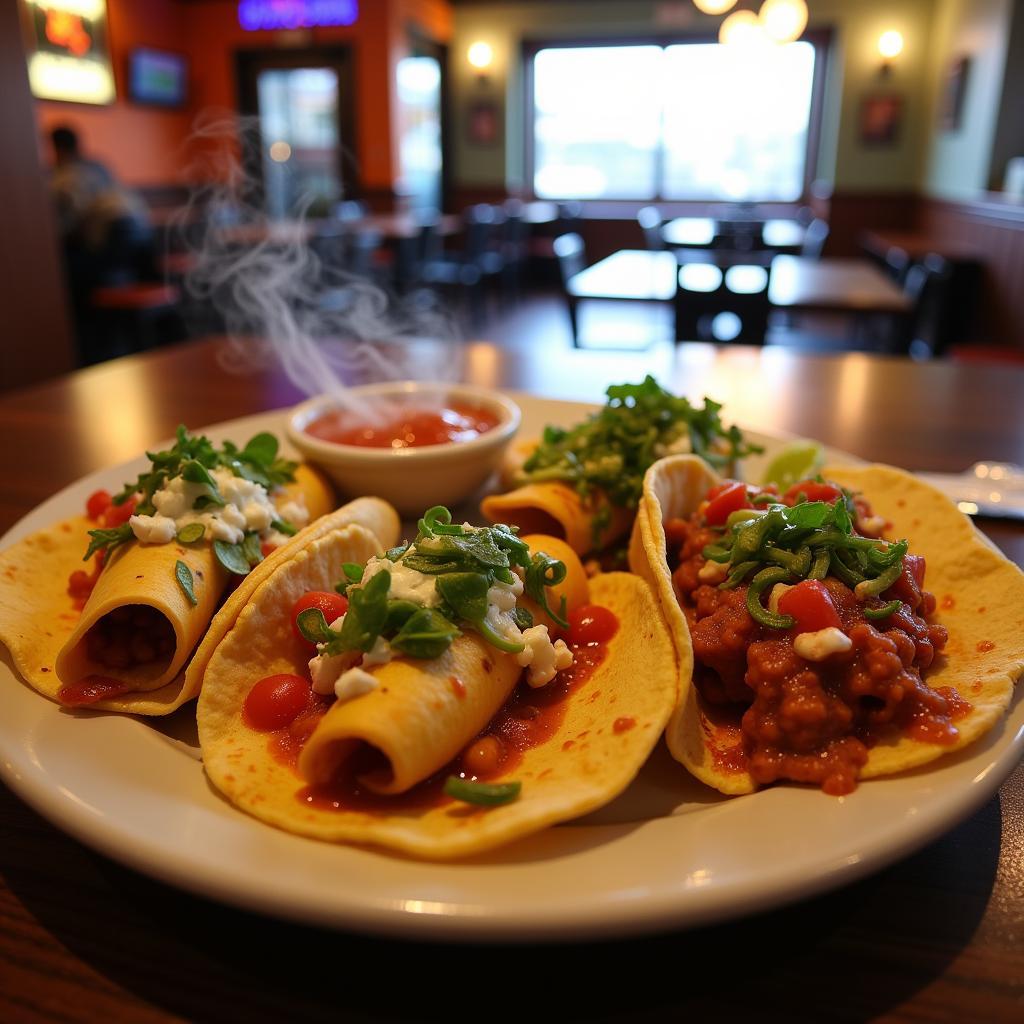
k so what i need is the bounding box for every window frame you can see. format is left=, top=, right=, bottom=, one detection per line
left=522, top=30, right=831, bottom=206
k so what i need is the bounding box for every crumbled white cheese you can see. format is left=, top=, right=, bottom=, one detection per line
left=362, top=634, right=393, bottom=667
left=853, top=580, right=875, bottom=602
left=794, top=627, right=852, bottom=661
left=309, top=649, right=359, bottom=694
left=131, top=466, right=298, bottom=547
left=487, top=575, right=523, bottom=612
left=484, top=601, right=523, bottom=645
left=361, top=556, right=441, bottom=607
left=334, top=667, right=379, bottom=702
left=858, top=514, right=886, bottom=538
left=276, top=500, right=309, bottom=528
left=698, top=560, right=729, bottom=584
left=516, top=625, right=573, bottom=687
left=768, top=582, right=794, bottom=614
left=129, top=513, right=178, bottom=544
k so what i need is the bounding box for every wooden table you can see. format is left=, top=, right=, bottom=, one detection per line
left=769, top=255, right=912, bottom=315
left=1, top=338, right=1023, bottom=1022
left=662, top=216, right=806, bottom=251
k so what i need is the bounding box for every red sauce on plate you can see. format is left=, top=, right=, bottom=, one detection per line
left=59, top=675, right=131, bottom=706
left=306, top=402, right=501, bottom=449
left=246, top=610, right=619, bottom=815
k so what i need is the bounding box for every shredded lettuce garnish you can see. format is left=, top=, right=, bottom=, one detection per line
left=516, top=376, right=762, bottom=545
left=298, top=505, right=568, bottom=661
left=83, top=425, right=296, bottom=561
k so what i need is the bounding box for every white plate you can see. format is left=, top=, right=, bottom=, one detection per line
left=1, top=397, right=1022, bottom=942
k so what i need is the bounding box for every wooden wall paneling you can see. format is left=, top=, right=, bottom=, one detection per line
left=0, top=4, right=74, bottom=392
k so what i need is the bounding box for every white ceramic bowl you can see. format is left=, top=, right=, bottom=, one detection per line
left=286, top=381, right=522, bottom=517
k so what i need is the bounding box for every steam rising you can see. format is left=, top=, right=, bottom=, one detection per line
left=171, top=113, right=462, bottom=407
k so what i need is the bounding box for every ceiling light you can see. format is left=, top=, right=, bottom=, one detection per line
left=719, top=9, right=763, bottom=46
left=759, top=0, right=808, bottom=44
left=693, top=0, right=737, bottom=13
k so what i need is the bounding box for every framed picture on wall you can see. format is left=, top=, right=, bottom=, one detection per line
left=859, top=93, right=903, bottom=147
left=21, top=0, right=115, bottom=105
left=939, top=56, right=970, bottom=131
left=467, top=99, right=500, bottom=146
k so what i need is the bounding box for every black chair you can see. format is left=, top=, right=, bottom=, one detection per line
left=713, top=219, right=764, bottom=252
left=556, top=200, right=584, bottom=238
left=675, top=259, right=771, bottom=345
left=637, top=206, right=665, bottom=251
left=553, top=232, right=586, bottom=346
left=800, top=218, right=830, bottom=259
left=499, top=198, right=529, bottom=302
left=902, top=253, right=954, bottom=358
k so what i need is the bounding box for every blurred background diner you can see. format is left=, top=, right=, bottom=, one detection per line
left=2, top=0, right=1023, bottom=391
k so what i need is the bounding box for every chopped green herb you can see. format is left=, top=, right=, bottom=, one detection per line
left=271, top=518, right=297, bottom=537
left=240, top=531, right=264, bottom=567
left=84, top=524, right=133, bottom=561
left=517, top=376, right=761, bottom=543
left=213, top=539, right=252, bottom=576
left=176, top=523, right=205, bottom=544
left=88, top=424, right=295, bottom=561
left=443, top=776, right=521, bottom=807
left=175, top=559, right=198, bottom=607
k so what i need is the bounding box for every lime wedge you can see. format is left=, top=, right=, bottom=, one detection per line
left=761, top=440, right=825, bottom=490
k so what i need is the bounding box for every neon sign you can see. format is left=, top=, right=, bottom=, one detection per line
left=238, top=0, right=358, bottom=31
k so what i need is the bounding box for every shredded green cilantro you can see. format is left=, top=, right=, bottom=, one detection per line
left=516, top=376, right=762, bottom=546
left=297, top=506, right=567, bottom=662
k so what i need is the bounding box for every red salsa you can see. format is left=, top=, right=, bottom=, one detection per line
left=669, top=478, right=959, bottom=796
left=305, top=402, right=501, bottom=449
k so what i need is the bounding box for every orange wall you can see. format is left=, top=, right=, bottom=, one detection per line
left=32, top=0, right=452, bottom=193
left=34, top=0, right=193, bottom=187
left=182, top=0, right=428, bottom=191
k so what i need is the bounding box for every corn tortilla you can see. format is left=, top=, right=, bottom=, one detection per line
left=198, top=528, right=677, bottom=858
left=631, top=455, right=1024, bottom=794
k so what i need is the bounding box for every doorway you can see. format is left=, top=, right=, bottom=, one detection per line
left=396, top=34, right=448, bottom=214
left=237, top=48, right=356, bottom=219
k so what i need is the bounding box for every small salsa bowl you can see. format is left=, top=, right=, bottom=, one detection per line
left=286, top=381, right=522, bottom=516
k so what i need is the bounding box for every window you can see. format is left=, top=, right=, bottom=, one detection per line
left=530, top=40, right=819, bottom=202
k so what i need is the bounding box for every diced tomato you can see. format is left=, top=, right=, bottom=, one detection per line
left=243, top=674, right=311, bottom=731
left=887, top=554, right=926, bottom=609
left=566, top=604, right=619, bottom=646
left=291, top=590, right=349, bottom=642
left=260, top=541, right=277, bottom=558
left=85, top=489, right=112, bottom=520
left=100, top=496, right=137, bottom=528
left=704, top=481, right=752, bottom=525
left=777, top=580, right=842, bottom=634
left=706, top=481, right=741, bottom=500
left=783, top=480, right=842, bottom=505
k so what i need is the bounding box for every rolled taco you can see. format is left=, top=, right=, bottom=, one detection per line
left=631, top=456, right=1024, bottom=796
left=0, top=425, right=398, bottom=716
left=481, top=376, right=759, bottom=556
left=198, top=511, right=677, bottom=859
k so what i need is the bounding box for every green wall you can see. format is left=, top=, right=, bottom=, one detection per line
left=923, top=0, right=1014, bottom=198
left=450, top=0, right=937, bottom=195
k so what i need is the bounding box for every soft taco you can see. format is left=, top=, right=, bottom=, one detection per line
left=630, top=455, right=1024, bottom=796
left=0, top=425, right=400, bottom=715
left=198, top=509, right=676, bottom=859
left=481, top=376, right=759, bottom=557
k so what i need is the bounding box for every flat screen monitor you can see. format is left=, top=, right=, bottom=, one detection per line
left=128, top=48, right=187, bottom=107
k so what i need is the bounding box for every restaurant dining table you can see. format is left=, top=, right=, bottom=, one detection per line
left=768, top=254, right=912, bottom=317
left=1, top=335, right=1023, bottom=1022
left=661, top=216, right=806, bottom=252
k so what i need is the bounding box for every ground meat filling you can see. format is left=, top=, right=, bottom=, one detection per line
left=667, top=508, right=953, bottom=796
